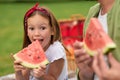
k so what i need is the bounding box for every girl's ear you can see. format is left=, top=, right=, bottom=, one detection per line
left=51, top=31, right=54, bottom=35
left=51, top=27, right=54, bottom=35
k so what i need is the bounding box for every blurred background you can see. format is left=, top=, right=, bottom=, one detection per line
left=0, top=0, right=97, bottom=77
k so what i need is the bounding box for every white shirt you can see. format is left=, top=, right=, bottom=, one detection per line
left=30, top=41, right=68, bottom=80
left=94, top=9, right=108, bottom=80
left=98, top=9, right=108, bottom=33
left=45, top=41, right=68, bottom=80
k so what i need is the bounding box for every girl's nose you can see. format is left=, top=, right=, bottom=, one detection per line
left=34, top=29, right=40, bottom=36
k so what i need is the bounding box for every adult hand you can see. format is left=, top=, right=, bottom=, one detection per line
left=73, top=41, right=94, bottom=80
left=92, top=52, right=120, bottom=80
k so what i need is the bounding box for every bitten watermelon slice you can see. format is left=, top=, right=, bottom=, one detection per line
left=83, top=18, right=116, bottom=56
left=13, top=40, right=49, bottom=68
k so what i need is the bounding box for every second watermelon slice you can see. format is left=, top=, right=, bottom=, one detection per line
left=84, top=18, right=116, bottom=56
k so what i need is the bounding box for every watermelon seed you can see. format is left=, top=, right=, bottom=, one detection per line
left=37, top=56, right=40, bottom=59
left=99, top=33, right=102, bottom=38
left=87, top=33, right=93, bottom=44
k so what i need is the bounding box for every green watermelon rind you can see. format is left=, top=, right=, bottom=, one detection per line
left=83, top=42, right=116, bottom=56
left=13, top=54, right=49, bottom=68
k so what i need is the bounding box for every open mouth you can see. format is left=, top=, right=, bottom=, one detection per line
left=34, top=39, right=43, bottom=44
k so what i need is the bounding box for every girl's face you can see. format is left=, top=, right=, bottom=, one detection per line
left=27, top=14, right=54, bottom=50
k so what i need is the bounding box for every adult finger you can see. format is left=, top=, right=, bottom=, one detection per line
left=73, top=41, right=83, bottom=49
left=74, top=49, right=90, bottom=64
left=108, top=53, right=119, bottom=67
left=92, top=53, right=102, bottom=77
left=99, top=52, right=108, bottom=71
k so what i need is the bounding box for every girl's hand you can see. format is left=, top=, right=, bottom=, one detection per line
left=32, top=65, right=46, bottom=79
left=14, top=60, right=30, bottom=80
left=14, top=60, right=27, bottom=72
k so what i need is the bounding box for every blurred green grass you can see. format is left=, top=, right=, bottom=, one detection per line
left=0, top=1, right=97, bottom=76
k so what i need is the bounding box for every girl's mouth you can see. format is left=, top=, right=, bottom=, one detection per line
left=34, top=39, right=43, bottom=43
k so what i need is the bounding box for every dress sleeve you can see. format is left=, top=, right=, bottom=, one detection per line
left=45, top=42, right=66, bottom=63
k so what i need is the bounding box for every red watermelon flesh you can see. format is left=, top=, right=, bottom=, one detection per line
left=13, top=40, right=49, bottom=68
left=84, top=18, right=116, bottom=56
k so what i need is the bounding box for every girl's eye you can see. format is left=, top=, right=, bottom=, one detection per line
left=28, top=27, right=34, bottom=30
left=40, top=26, right=46, bottom=30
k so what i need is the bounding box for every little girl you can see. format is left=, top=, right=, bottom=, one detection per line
left=13, top=3, right=68, bottom=80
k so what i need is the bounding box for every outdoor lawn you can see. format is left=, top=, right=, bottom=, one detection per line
left=0, top=1, right=97, bottom=76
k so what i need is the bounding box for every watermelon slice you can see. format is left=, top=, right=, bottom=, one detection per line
left=13, top=40, right=49, bottom=68
left=84, top=18, right=116, bottom=56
